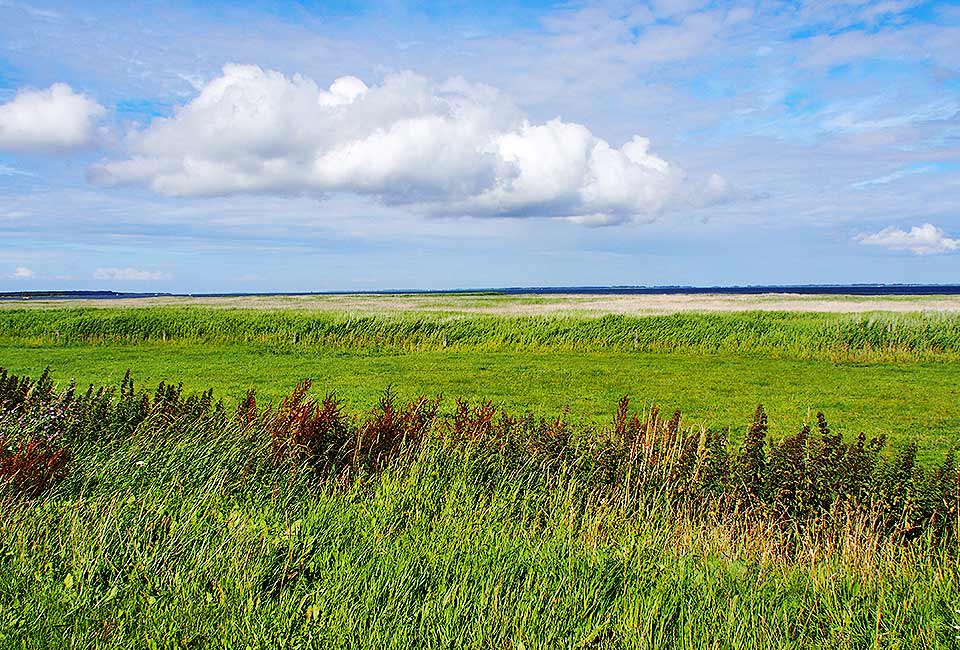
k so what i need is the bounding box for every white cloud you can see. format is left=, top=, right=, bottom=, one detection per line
left=851, top=165, right=936, bottom=189
left=12, top=266, right=34, bottom=278
left=855, top=223, right=960, bottom=255
left=0, top=83, right=105, bottom=151
left=92, top=65, right=725, bottom=224
left=0, top=163, right=34, bottom=177
left=0, top=2, right=63, bottom=20
left=93, top=267, right=170, bottom=281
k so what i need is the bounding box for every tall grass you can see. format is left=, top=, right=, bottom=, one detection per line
left=2, top=368, right=959, bottom=647
left=3, top=307, right=960, bottom=360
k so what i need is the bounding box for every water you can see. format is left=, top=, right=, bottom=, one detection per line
left=4, top=285, right=960, bottom=301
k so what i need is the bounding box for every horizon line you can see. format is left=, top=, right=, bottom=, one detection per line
left=5, top=283, right=960, bottom=300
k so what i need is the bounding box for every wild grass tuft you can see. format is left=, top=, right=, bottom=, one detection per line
left=2, top=367, right=959, bottom=647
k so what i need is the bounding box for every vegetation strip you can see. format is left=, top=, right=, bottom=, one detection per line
left=1, top=367, right=958, bottom=646
left=4, top=307, right=960, bottom=360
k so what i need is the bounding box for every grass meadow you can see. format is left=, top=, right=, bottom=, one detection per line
left=2, top=306, right=960, bottom=457
left=2, top=299, right=960, bottom=647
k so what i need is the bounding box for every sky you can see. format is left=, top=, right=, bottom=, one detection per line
left=1, top=0, right=959, bottom=292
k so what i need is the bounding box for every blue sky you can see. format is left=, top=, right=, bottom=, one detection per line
left=1, top=0, right=959, bottom=291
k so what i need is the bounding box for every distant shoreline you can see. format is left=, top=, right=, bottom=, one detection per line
left=4, top=285, right=960, bottom=301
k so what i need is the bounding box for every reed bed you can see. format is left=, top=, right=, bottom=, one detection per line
left=1, top=368, right=959, bottom=647
left=3, top=307, right=960, bottom=361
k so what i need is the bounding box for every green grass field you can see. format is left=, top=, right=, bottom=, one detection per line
left=3, top=299, right=960, bottom=647
left=2, top=342, right=960, bottom=461
left=2, top=303, right=960, bottom=459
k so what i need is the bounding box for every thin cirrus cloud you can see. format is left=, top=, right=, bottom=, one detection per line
left=0, top=83, right=105, bottom=151
left=93, top=267, right=170, bottom=281
left=855, top=224, right=960, bottom=256
left=90, top=64, right=729, bottom=225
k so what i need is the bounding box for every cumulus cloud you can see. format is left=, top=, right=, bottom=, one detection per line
left=0, top=83, right=105, bottom=151
left=93, top=267, right=169, bottom=281
left=12, top=266, right=34, bottom=278
left=92, top=64, right=726, bottom=224
left=855, top=223, right=960, bottom=255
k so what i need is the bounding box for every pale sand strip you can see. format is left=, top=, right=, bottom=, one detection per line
left=4, top=292, right=960, bottom=314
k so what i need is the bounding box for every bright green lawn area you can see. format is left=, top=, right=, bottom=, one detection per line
left=3, top=341, right=958, bottom=460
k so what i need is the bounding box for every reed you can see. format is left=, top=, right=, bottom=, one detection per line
left=4, top=307, right=960, bottom=361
